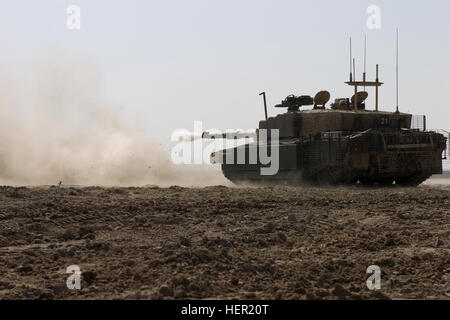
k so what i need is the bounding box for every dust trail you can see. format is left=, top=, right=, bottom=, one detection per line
left=423, top=173, right=450, bottom=187
left=0, top=51, right=228, bottom=187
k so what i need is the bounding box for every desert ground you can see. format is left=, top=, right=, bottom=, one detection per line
left=0, top=178, right=449, bottom=300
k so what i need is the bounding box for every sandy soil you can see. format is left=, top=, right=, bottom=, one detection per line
left=0, top=183, right=449, bottom=300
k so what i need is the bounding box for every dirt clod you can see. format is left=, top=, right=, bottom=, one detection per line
left=332, top=284, right=351, bottom=298
left=159, top=285, right=173, bottom=297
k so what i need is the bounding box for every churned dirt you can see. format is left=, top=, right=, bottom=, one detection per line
left=0, top=182, right=449, bottom=300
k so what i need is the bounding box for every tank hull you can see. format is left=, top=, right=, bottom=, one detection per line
left=219, top=129, right=446, bottom=186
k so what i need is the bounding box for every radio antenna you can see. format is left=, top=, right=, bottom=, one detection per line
left=363, top=34, right=367, bottom=91
left=396, top=28, right=399, bottom=113
left=349, top=37, right=353, bottom=82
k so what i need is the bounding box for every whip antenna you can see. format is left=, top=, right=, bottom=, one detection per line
left=396, top=28, right=399, bottom=113
left=349, top=37, right=353, bottom=81
left=363, top=34, right=367, bottom=91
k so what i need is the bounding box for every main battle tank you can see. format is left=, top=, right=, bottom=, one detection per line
left=205, top=66, right=447, bottom=186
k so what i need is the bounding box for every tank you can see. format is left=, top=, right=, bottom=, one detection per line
left=204, top=67, right=447, bottom=186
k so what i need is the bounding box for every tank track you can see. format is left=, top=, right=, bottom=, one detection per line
left=224, top=169, right=432, bottom=187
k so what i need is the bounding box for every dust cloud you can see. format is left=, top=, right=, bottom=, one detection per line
left=423, top=172, right=450, bottom=186
left=0, top=51, right=228, bottom=187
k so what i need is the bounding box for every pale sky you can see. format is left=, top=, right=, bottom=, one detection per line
left=1, top=0, right=449, bottom=145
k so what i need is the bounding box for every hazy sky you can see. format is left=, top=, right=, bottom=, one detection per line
left=1, top=0, right=449, bottom=145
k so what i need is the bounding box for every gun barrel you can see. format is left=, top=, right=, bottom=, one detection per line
left=176, top=130, right=256, bottom=142
left=202, top=130, right=256, bottom=139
